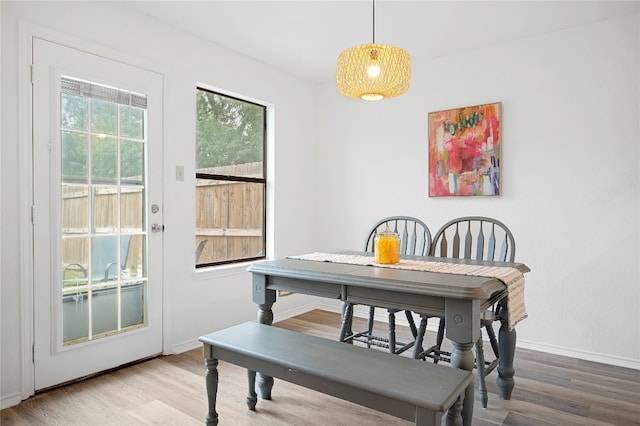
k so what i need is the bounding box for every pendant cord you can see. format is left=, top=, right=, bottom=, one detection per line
left=372, top=0, right=376, bottom=44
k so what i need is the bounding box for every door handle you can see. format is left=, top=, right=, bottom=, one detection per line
left=151, top=224, right=164, bottom=233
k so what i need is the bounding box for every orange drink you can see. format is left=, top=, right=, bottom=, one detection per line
left=374, top=230, right=400, bottom=264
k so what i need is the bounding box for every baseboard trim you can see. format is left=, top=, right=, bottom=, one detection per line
left=169, top=302, right=319, bottom=355
left=516, top=339, right=640, bottom=370
left=1, top=392, right=23, bottom=411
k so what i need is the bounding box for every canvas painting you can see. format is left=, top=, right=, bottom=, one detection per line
left=428, top=102, right=501, bottom=197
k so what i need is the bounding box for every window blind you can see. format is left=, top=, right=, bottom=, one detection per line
left=61, top=76, right=147, bottom=109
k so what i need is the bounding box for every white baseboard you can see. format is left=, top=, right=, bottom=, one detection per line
left=516, top=339, right=640, bottom=370
left=170, top=339, right=201, bottom=355
left=1, top=392, right=23, bottom=411
left=168, top=301, right=319, bottom=355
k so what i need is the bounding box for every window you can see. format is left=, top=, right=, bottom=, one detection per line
left=60, top=76, right=148, bottom=343
left=195, top=88, right=267, bottom=267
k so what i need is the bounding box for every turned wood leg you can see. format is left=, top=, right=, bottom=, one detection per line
left=404, top=310, right=419, bottom=339
left=246, top=369, right=258, bottom=410
left=388, top=310, right=397, bottom=353
left=475, top=337, right=488, bottom=408
left=257, top=302, right=273, bottom=326
left=497, top=315, right=516, bottom=399
left=339, top=302, right=353, bottom=343
left=366, top=306, right=375, bottom=348
left=256, top=302, right=274, bottom=399
left=412, top=315, right=428, bottom=359
left=434, top=318, right=446, bottom=364
left=204, top=356, right=219, bottom=426
left=448, top=341, right=475, bottom=426
left=444, top=392, right=465, bottom=426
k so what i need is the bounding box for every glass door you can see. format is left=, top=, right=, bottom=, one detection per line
left=32, top=38, right=163, bottom=390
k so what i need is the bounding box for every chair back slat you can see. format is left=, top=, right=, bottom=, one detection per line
left=499, top=237, right=509, bottom=262
left=464, top=223, right=472, bottom=259
left=407, top=222, right=418, bottom=255
left=400, top=221, right=410, bottom=255
left=430, top=216, right=516, bottom=262
left=487, top=224, right=496, bottom=261
left=452, top=224, right=461, bottom=258
left=439, top=234, right=448, bottom=257
left=476, top=223, right=485, bottom=261
left=364, top=216, right=432, bottom=257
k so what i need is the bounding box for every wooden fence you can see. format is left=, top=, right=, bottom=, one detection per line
left=61, top=162, right=264, bottom=270
left=195, top=162, right=264, bottom=264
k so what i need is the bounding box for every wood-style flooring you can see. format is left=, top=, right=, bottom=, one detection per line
left=2, top=309, right=639, bottom=425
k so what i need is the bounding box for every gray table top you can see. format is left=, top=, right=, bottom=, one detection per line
left=247, top=251, right=530, bottom=301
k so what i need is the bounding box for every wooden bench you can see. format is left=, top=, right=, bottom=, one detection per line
left=199, top=322, right=472, bottom=426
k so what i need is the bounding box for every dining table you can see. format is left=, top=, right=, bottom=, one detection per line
left=247, top=251, right=530, bottom=426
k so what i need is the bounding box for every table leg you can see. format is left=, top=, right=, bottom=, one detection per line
left=204, top=355, right=219, bottom=426
left=448, top=341, right=475, bottom=426
left=497, top=299, right=516, bottom=399
left=256, top=302, right=274, bottom=399
left=445, top=299, right=480, bottom=426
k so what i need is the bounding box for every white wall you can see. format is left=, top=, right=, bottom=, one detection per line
left=1, top=0, right=638, bottom=411
left=1, top=1, right=320, bottom=408
left=315, top=14, right=640, bottom=368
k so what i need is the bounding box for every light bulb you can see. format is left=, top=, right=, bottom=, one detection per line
left=367, top=64, right=381, bottom=78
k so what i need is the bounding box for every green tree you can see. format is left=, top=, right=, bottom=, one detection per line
left=196, top=90, right=264, bottom=169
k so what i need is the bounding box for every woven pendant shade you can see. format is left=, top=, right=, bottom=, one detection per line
left=336, top=0, right=410, bottom=101
left=336, top=43, right=410, bottom=100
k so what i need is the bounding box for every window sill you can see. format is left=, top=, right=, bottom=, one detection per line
left=193, top=259, right=262, bottom=282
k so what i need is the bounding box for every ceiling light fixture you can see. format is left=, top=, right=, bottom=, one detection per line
left=336, top=0, right=411, bottom=101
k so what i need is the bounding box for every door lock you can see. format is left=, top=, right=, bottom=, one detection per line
left=151, top=224, right=165, bottom=233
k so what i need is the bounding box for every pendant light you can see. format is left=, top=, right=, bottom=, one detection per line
left=336, top=0, right=411, bottom=101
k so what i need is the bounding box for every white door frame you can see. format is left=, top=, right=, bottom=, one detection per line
left=16, top=22, right=167, bottom=399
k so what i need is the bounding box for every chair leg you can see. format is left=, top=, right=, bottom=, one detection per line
left=486, top=322, right=500, bottom=358
left=404, top=310, right=419, bottom=339
left=412, top=314, right=428, bottom=359
left=434, top=318, right=446, bottom=363
left=475, top=337, right=488, bottom=408
left=366, top=306, right=376, bottom=348
left=339, top=302, right=354, bottom=343
left=387, top=310, right=397, bottom=353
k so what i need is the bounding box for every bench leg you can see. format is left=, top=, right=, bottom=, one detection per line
left=444, top=393, right=465, bottom=426
left=247, top=370, right=258, bottom=410
left=204, top=356, right=219, bottom=426
left=415, top=406, right=441, bottom=426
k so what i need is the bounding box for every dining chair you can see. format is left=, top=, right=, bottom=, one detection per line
left=421, top=216, right=516, bottom=408
left=340, top=216, right=432, bottom=355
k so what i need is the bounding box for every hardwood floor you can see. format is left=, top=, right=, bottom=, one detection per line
left=2, top=310, right=639, bottom=425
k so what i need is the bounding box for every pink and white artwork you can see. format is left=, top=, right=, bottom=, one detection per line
left=428, top=102, right=502, bottom=197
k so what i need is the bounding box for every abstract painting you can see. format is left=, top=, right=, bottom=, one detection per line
left=428, top=102, right=501, bottom=197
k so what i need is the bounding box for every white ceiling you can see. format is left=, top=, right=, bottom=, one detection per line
left=126, top=1, right=639, bottom=84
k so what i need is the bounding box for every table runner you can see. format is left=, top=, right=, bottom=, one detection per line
left=287, top=252, right=527, bottom=330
